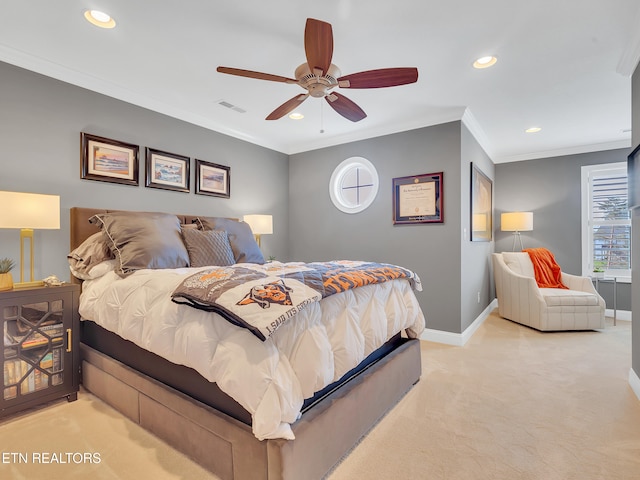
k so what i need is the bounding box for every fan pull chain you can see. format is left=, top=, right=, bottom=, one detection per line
left=320, top=100, right=325, bottom=134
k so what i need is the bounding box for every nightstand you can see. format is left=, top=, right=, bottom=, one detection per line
left=1, top=284, right=80, bottom=417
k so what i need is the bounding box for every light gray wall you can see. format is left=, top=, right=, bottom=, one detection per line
left=0, top=62, right=290, bottom=281
left=289, top=121, right=495, bottom=335
left=494, top=148, right=632, bottom=311
left=632, top=62, right=640, bottom=379
left=461, top=125, right=495, bottom=331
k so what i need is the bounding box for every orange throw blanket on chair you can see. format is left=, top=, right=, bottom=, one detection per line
left=523, top=248, right=568, bottom=289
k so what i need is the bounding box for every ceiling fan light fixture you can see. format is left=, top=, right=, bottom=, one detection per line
left=473, top=56, right=497, bottom=69
left=217, top=18, right=418, bottom=122
left=84, top=10, right=116, bottom=29
left=289, top=112, right=304, bottom=120
left=525, top=126, right=542, bottom=133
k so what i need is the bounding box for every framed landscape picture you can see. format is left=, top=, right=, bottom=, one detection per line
left=80, top=133, right=139, bottom=186
left=195, top=159, right=230, bottom=198
left=145, top=148, right=190, bottom=193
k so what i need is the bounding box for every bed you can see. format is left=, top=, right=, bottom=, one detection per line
left=70, top=207, right=425, bottom=480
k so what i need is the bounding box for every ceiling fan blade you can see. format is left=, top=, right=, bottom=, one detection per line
left=338, top=67, right=419, bottom=89
left=217, top=66, right=297, bottom=84
left=266, top=94, right=309, bottom=120
left=304, top=18, right=333, bottom=76
left=325, top=92, right=367, bottom=122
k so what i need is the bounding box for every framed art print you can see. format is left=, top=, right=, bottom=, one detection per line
left=392, top=172, right=443, bottom=224
left=80, top=133, right=139, bottom=186
left=145, top=148, right=190, bottom=193
left=470, top=163, right=493, bottom=241
left=195, top=159, right=230, bottom=198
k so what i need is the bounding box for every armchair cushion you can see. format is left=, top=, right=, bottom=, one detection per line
left=502, top=252, right=535, bottom=277
left=539, top=289, right=600, bottom=307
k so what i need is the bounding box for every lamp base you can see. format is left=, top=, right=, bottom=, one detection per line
left=13, top=280, right=45, bottom=290
left=511, top=232, right=525, bottom=251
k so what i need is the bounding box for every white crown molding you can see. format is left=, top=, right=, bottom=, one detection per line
left=1, top=44, right=631, bottom=161
left=285, top=108, right=466, bottom=155
left=0, top=44, right=289, bottom=153
left=461, top=108, right=495, bottom=160
left=493, top=139, right=632, bottom=164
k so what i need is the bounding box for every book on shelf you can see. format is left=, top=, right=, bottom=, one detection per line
left=4, top=347, right=64, bottom=396
left=5, top=321, right=63, bottom=350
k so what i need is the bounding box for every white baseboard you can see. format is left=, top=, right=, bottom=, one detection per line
left=630, top=368, right=640, bottom=402
left=606, top=309, right=632, bottom=321
left=420, top=299, right=498, bottom=346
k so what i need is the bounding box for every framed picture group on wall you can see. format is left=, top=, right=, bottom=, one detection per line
left=80, top=132, right=230, bottom=198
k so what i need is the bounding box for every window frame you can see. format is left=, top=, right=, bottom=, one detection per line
left=581, top=162, right=631, bottom=279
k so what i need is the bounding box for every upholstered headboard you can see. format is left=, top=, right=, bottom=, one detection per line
left=68, top=207, right=263, bottom=283
left=69, top=207, right=225, bottom=250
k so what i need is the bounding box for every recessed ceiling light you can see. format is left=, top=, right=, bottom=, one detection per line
left=84, top=10, right=116, bottom=29
left=289, top=112, right=304, bottom=120
left=473, top=56, right=497, bottom=69
left=525, top=127, right=542, bottom=133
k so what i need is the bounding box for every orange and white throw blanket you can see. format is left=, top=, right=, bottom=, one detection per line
left=172, top=260, right=422, bottom=340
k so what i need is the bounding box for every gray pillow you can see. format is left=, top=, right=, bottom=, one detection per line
left=182, top=228, right=235, bottom=267
left=90, top=211, right=190, bottom=277
left=67, top=232, right=114, bottom=278
left=196, top=217, right=265, bottom=264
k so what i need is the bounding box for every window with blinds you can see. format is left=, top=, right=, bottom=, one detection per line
left=581, top=162, right=631, bottom=277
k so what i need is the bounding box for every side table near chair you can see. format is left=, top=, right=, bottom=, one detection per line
left=592, top=276, right=617, bottom=326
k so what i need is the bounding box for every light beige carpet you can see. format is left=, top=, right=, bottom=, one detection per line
left=1, top=311, right=639, bottom=480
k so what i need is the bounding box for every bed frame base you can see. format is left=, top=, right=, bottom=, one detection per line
left=80, top=338, right=421, bottom=480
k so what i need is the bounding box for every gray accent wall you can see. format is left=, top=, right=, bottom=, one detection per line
left=494, top=148, right=632, bottom=312
left=289, top=121, right=495, bottom=335
left=0, top=61, right=290, bottom=280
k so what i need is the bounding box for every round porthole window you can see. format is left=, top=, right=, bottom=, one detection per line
left=329, top=157, right=379, bottom=214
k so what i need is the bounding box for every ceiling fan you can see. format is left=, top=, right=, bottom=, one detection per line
left=217, top=18, right=419, bottom=122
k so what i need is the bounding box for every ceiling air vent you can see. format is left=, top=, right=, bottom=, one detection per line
left=217, top=100, right=246, bottom=113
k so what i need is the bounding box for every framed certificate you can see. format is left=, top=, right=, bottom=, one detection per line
left=392, top=172, right=443, bottom=224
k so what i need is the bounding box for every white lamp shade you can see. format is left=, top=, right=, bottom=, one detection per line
left=243, top=214, right=273, bottom=235
left=0, top=191, right=60, bottom=229
left=501, top=212, right=533, bottom=232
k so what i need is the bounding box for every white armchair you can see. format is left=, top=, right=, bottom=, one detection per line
left=492, top=252, right=605, bottom=331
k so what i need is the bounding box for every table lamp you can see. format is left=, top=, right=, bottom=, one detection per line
left=0, top=191, right=60, bottom=288
left=501, top=211, right=533, bottom=251
left=243, top=214, right=273, bottom=248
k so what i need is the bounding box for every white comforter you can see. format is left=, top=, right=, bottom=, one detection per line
left=79, top=263, right=425, bottom=440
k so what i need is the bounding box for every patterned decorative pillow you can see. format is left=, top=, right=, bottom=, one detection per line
left=182, top=228, right=235, bottom=267
left=195, top=217, right=265, bottom=264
